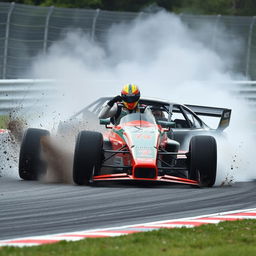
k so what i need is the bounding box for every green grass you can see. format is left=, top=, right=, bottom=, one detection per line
left=1, top=219, right=256, bottom=256
left=0, top=115, right=9, bottom=129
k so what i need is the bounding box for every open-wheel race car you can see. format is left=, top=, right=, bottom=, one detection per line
left=18, top=97, right=231, bottom=187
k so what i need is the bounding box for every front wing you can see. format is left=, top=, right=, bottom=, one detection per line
left=93, top=173, right=199, bottom=186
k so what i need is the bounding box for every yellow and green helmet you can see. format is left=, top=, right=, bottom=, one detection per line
left=121, top=83, right=140, bottom=110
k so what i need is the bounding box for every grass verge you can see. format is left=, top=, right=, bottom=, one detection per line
left=1, top=219, right=256, bottom=256
left=0, top=115, right=9, bottom=129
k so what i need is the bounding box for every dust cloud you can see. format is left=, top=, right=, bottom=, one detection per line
left=2, top=10, right=255, bottom=184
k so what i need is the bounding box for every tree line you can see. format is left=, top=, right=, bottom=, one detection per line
left=2, top=0, right=256, bottom=16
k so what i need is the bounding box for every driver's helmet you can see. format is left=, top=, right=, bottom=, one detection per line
left=121, top=84, right=140, bottom=110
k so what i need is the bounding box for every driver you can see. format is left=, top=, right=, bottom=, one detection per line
left=151, top=109, right=168, bottom=121
left=98, top=83, right=141, bottom=124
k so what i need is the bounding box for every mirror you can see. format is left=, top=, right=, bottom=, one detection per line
left=99, top=118, right=111, bottom=125
left=157, top=120, right=176, bottom=128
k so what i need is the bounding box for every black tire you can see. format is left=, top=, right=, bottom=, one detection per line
left=189, top=135, right=217, bottom=187
left=73, top=130, right=103, bottom=185
left=19, top=128, right=50, bottom=180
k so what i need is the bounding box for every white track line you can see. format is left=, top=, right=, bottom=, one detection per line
left=1, top=208, right=256, bottom=247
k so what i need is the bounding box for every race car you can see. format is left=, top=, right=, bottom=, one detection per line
left=18, top=97, right=231, bottom=187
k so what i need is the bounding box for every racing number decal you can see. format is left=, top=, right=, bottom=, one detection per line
left=136, top=134, right=152, bottom=139
left=138, top=149, right=152, bottom=156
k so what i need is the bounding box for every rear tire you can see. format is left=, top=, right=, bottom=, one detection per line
left=19, top=128, right=50, bottom=180
left=189, top=135, right=217, bottom=187
left=73, top=131, right=103, bottom=185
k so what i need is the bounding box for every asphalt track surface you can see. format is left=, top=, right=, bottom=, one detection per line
left=1, top=176, right=256, bottom=241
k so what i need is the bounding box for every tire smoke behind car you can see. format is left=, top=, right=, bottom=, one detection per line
left=3, top=10, right=255, bottom=185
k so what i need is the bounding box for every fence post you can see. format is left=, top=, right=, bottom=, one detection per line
left=246, top=16, right=256, bottom=79
left=91, top=9, right=100, bottom=41
left=138, top=11, right=145, bottom=18
left=3, top=2, right=15, bottom=79
left=211, top=14, right=221, bottom=50
left=43, top=6, right=54, bottom=54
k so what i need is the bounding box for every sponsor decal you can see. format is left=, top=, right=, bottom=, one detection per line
left=136, top=158, right=155, bottom=163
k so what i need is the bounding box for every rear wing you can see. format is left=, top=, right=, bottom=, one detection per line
left=185, top=104, right=232, bottom=131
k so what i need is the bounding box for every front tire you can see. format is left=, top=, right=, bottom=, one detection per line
left=189, top=135, right=217, bottom=187
left=73, top=131, right=103, bottom=185
left=19, top=128, right=50, bottom=180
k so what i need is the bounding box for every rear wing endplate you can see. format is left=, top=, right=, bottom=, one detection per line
left=185, top=104, right=232, bottom=131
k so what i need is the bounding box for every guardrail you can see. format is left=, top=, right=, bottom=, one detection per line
left=229, top=81, right=256, bottom=110
left=0, top=79, right=57, bottom=115
left=0, top=79, right=255, bottom=116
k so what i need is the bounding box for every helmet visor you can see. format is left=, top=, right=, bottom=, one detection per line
left=122, top=94, right=140, bottom=103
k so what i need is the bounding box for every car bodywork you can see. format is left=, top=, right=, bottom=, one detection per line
left=18, top=97, right=231, bottom=187
left=70, top=97, right=231, bottom=187
left=93, top=110, right=198, bottom=185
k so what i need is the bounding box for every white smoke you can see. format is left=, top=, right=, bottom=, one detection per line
left=3, top=10, right=255, bottom=184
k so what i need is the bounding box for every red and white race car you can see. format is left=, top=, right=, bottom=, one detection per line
left=18, top=98, right=231, bottom=187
